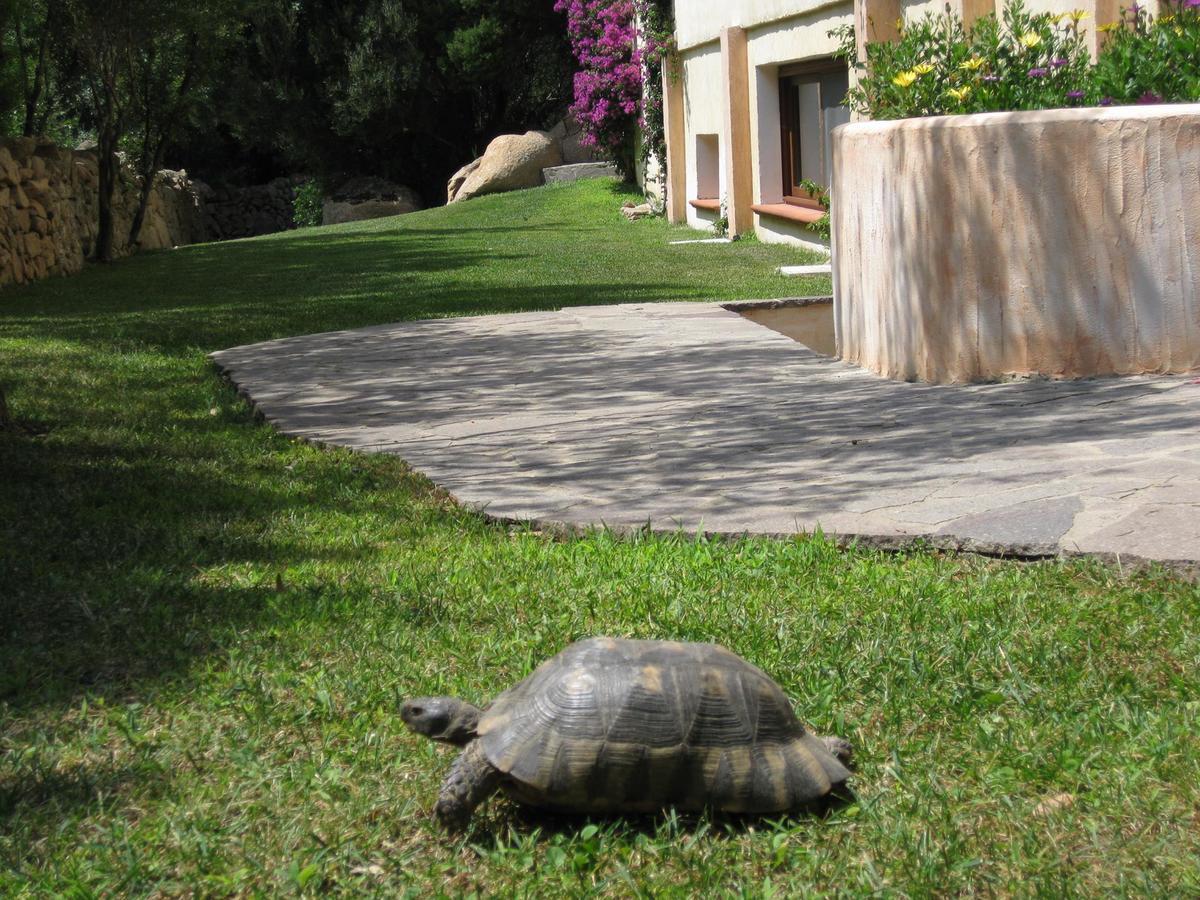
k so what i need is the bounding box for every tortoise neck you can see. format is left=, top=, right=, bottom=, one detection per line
left=440, top=702, right=483, bottom=746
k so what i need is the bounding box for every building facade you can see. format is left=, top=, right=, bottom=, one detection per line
left=662, top=0, right=1144, bottom=249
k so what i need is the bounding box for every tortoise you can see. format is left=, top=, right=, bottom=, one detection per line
left=402, top=637, right=852, bottom=829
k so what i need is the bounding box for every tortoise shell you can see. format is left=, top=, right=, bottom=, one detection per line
left=476, top=637, right=849, bottom=814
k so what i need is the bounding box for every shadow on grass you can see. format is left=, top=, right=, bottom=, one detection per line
left=0, top=422, right=389, bottom=704
left=0, top=226, right=718, bottom=355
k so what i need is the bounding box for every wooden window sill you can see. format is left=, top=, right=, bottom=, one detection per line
left=689, top=198, right=720, bottom=211
left=751, top=203, right=825, bottom=225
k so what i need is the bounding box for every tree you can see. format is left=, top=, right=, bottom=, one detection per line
left=55, top=0, right=233, bottom=259
left=60, top=0, right=144, bottom=262
left=125, top=3, right=238, bottom=248
left=2, top=0, right=57, bottom=136
left=173, top=0, right=573, bottom=202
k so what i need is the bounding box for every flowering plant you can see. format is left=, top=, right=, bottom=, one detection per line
left=554, top=0, right=642, bottom=177
left=833, top=1, right=1092, bottom=118
left=1092, top=1, right=1200, bottom=105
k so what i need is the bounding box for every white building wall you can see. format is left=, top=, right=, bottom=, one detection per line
left=677, top=0, right=847, bottom=50
left=673, top=0, right=1142, bottom=248
left=746, top=5, right=853, bottom=248
left=680, top=44, right=724, bottom=230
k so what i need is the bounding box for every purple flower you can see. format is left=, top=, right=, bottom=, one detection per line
left=983, top=74, right=1000, bottom=83
left=1100, top=97, right=1115, bottom=106
left=1187, top=0, right=1200, bottom=8
left=1067, top=90, right=1085, bottom=102
left=1028, top=67, right=1048, bottom=78
left=1137, top=91, right=1163, bottom=104
left=1050, top=58, right=1069, bottom=68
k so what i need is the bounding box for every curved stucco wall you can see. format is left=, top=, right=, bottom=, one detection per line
left=832, top=105, right=1200, bottom=382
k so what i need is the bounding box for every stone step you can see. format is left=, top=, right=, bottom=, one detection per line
left=778, top=263, right=832, bottom=277
left=542, top=162, right=621, bottom=184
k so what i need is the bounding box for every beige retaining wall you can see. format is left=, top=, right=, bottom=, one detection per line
left=832, top=105, right=1200, bottom=382
left=0, top=136, right=208, bottom=289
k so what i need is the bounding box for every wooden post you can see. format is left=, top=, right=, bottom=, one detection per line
left=720, top=26, right=754, bottom=238
left=1091, top=0, right=1122, bottom=59
left=662, top=61, right=687, bottom=225
left=854, top=0, right=903, bottom=66
left=948, top=0, right=995, bottom=30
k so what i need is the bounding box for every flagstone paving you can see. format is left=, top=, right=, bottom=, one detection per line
left=212, top=302, right=1200, bottom=572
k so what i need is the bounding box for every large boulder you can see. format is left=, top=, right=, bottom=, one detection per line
left=449, top=131, right=562, bottom=204
left=446, top=158, right=481, bottom=204
left=322, top=175, right=422, bottom=225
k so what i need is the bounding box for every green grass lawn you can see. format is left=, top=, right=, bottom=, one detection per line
left=1, top=179, right=1197, bottom=897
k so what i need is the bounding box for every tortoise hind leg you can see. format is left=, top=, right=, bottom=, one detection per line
left=434, top=740, right=502, bottom=831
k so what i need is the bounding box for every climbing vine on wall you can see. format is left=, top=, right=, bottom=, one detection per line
left=634, top=0, right=676, bottom=170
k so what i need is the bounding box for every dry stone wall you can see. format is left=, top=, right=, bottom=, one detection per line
left=199, top=176, right=304, bottom=240
left=0, top=136, right=207, bottom=288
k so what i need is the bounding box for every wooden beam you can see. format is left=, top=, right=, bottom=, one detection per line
left=720, top=26, right=754, bottom=238
left=854, top=0, right=903, bottom=65
left=662, top=62, right=687, bottom=224
left=1091, top=0, right=1122, bottom=59
left=948, top=0, right=995, bottom=30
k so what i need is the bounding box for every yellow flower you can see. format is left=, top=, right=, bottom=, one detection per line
left=1098, top=22, right=1121, bottom=33
left=1160, top=14, right=1175, bottom=23
left=947, top=86, right=972, bottom=101
left=959, top=56, right=986, bottom=71
left=1176, top=25, right=1185, bottom=35
left=912, top=62, right=935, bottom=75
left=1019, top=31, right=1043, bottom=48
left=1069, top=9, right=1090, bottom=23
left=893, top=70, right=918, bottom=87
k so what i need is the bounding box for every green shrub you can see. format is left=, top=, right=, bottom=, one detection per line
left=834, top=1, right=1093, bottom=119
left=797, top=179, right=831, bottom=240
left=292, top=178, right=324, bottom=228
left=1093, top=1, right=1200, bottom=104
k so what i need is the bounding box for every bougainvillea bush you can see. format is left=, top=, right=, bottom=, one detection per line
left=1092, top=1, right=1200, bottom=105
left=554, top=0, right=642, bottom=177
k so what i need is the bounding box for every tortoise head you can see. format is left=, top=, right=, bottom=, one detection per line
left=401, top=696, right=482, bottom=746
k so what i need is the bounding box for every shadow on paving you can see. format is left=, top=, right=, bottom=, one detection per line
left=212, top=309, right=1200, bottom=536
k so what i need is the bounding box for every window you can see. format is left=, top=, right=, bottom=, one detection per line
left=695, top=133, right=719, bottom=201
left=779, top=62, right=850, bottom=209
left=690, top=133, right=721, bottom=212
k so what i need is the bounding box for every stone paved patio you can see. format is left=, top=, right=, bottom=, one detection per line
left=212, top=303, right=1200, bottom=572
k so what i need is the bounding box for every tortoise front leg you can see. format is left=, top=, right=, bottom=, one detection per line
left=820, top=735, right=853, bottom=766
left=434, top=740, right=502, bottom=831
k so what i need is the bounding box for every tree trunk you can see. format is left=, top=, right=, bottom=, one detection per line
left=95, top=137, right=119, bottom=263
left=22, top=10, right=52, bottom=137
left=127, top=160, right=159, bottom=250
left=128, top=40, right=198, bottom=249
